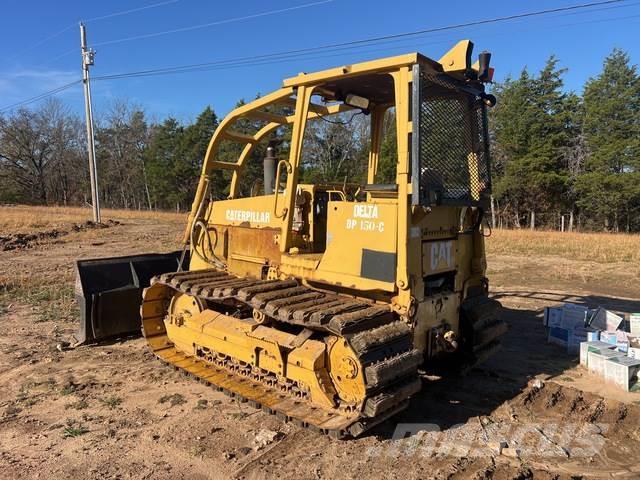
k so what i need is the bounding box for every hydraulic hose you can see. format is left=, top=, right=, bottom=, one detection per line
left=185, top=177, right=227, bottom=270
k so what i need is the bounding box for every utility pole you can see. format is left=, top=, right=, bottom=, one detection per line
left=80, top=22, right=101, bottom=223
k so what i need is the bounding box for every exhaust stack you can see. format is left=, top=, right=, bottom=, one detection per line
left=264, top=143, right=276, bottom=195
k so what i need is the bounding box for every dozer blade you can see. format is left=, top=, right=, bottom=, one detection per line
left=141, top=269, right=422, bottom=438
left=75, top=251, right=187, bottom=344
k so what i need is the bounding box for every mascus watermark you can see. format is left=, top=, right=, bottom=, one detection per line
left=366, top=422, right=608, bottom=458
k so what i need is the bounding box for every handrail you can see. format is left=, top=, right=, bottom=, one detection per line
left=326, top=190, right=347, bottom=201
left=273, top=159, right=292, bottom=219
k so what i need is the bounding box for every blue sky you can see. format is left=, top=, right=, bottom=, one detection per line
left=1, top=0, right=639, bottom=122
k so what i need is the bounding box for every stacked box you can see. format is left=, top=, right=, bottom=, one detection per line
left=631, top=314, right=640, bottom=337
left=587, top=331, right=600, bottom=342
left=588, top=349, right=626, bottom=376
left=560, top=304, right=588, bottom=330
left=629, top=348, right=640, bottom=359
left=544, top=306, right=563, bottom=328
left=628, top=338, right=640, bottom=359
left=589, top=308, right=623, bottom=332
left=604, top=356, right=640, bottom=392
left=580, top=341, right=616, bottom=367
left=548, top=326, right=569, bottom=347
left=600, top=331, right=617, bottom=345
left=617, top=330, right=630, bottom=342
left=568, top=326, right=596, bottom=354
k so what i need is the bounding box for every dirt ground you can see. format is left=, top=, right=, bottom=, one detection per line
left=1, top=212, right=639, bottom=479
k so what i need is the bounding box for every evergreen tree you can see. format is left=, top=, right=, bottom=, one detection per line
left=145, top=106, right=219, bottom=210
left=491, top=57, right=579, bottom=228
left=578, top=49, right=640, bottom=231
left=179, top=106, right=219, bottom=202
left=145, top=117, right=184, bottom=209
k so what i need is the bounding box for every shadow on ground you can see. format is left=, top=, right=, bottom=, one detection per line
left=368, top=290, right=640, bottom=440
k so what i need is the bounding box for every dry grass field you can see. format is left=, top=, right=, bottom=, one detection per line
left=0, top=205, right=184, bottom=232
left=1, top=205, right=640, bottom=479
left=486, top=228, right=640, bottom=264
left=1, top=204, right=637, bottom=264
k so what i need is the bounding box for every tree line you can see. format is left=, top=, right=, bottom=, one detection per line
left=0, top=99, right=220, bottom=212
left=0, top=48, right=638, bottom=231
left=490, top=49, right=640, bottom=232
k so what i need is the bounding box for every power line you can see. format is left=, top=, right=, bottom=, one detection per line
left=35, top=0, right=640, bottom=67
left=86, top=0, right=635, bottom=51
left=90, top=0, right=636, bottom=81
left=93, top=6, right=640, bottom=83
left=92, top=0, right=335, bottom=47
left=84, top=0, right=181, bottom=23
left=35, top=0, right=336, bottom=67
left=4, top=24, right=76, bottom=62
left=2, top=0, right=638, bottom=112
left=3, top=0, right=183, bottom=64
left=0, top=80, right=81, bottom=113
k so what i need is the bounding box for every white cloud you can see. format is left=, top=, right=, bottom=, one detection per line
left=0, top=68, right=79, bottom=109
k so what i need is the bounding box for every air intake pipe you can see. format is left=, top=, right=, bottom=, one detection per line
left=264, top=142, right=277, bottom=195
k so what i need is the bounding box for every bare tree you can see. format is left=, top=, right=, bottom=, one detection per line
left=301, top=112, right=369, bottom=183
left=95, top=99, right=152, bottom=209
left=0, top=99, right=82, bottom=204
left=564, top=132, right=589, bottom=231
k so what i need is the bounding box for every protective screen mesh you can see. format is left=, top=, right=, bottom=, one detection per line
left=415, top=69, right=491, bottom=206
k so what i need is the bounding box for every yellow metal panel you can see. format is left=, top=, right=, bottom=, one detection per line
left=283, top=53, right=419, bottom=87
left=413, top=293, right=461, bottom=354
left=208, top=195, right=281, bottom=228
left=208, top=160, right=238, bottom=171
left=391, top=68, right=411, bottom=299
left=316, top=201, right=397, bottom=290
left=280, top=86, right=314, bottom=253
left=141, top=298, right=165, bottom=318
left=249, top=325, right=297, bottom=346
left=183, top=87, right=295, bottom=243
left=438, top=40, right=473, bottom=73
left=244, top=110, right=287, bottom=124
left=222, top=129, right=258, bottom=144
left=422, top=239, right=458, bottom=275
left=288, top=340, right=325, bottom=370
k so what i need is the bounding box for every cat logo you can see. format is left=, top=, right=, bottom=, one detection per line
left=429, top=240, right=453, bottom=272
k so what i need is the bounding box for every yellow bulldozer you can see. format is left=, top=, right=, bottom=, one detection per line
left=75, top=40, right=506, bottom=438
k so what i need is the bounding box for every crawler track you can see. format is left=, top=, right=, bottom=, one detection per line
left=141, top=268, right=422, bottom=438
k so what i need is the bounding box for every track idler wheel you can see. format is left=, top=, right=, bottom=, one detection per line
left=327, top=337, right=366, bottom=406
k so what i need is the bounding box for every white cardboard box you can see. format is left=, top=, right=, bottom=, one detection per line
left=588, top=349, right=626, bottom=377
left=600, top=331, right=617, bottom=345
left=628, top=346, right=640, bottom=359
left=589, top=308, right=623, bottom=332
left=580, top=341, right=616, bottom=367
left=630, top=314, right=640, bottom=337
left=604, top=356, right=640, bottom=392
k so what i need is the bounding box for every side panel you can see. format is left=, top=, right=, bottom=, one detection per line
left=422, top=239, right=457, bottom=275
left=190, top=195, right=282, bottom=274
left=209, top=195, right=280, bottom=228
left=315, top=201, right=397, bottom=291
